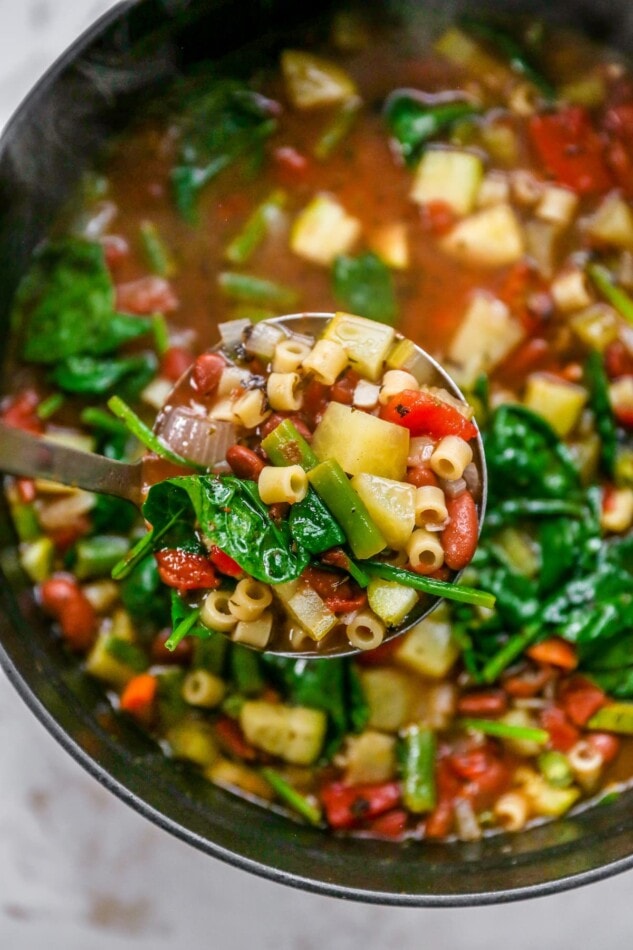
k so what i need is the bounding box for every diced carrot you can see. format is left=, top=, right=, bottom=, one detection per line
left=526, top=638, right=578, bottom=671
left=120, top=674, right=157, bottom=721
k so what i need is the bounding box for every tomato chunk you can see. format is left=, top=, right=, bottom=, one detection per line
left=154, top=549, right=219, bottom=590
left=381, top=390, right=477, bottom=440
left=320, top=781, right=401, bottom=829
left=528, top=106, right=612, bottom=195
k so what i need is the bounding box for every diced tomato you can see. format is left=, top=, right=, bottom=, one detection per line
left=528, top=106, right=613, bottom=195
left=420, top=199, right=456, bottom=236
left=559, top=676, right=607, bottom=727
left=116, top=275, right=178, bottom=314
left=367, top=808, right=408, bottom=838
left=330, top=370, right=360, bottom=406
left=215, top=715, right=257, bottom=761
left=354, top=636, right=402, bottom=667
left=302, top=566, right=344, bottom=599
left=324, top=587, right=367, bottom=613
left=120, top=673, right=157, bottom=722
left=539, top=705, right=580, bottom=752
left=150, top=628, right=193, bottom=665
left=49, top=515, right=92, bottom=552
left=448, top=744, right=496, bottom=782
left=604, top=340, right=633, bottom=380
left=161, top=346, right=193, bottom=382
left=503, top=664, right=554, bottom=698
left=441, top=492, right=479, bottom=571
left=526, top=637, right=578, bottom=671
left=457, top=690, right=508, bottom=717
left=273, top=146, right=310, bottom=185
left=1, top=389, right=43, bottom=434
left=499, top=338, right=550, bottom=378
left=381, top=390, right=478, bottom=441
left=463, top=759, right=512, bottom=810
left=424, top=799, right=454, bottom=839
left=603, top=103, right=633, bottom=196
left=154, top=549, right=219, bottom=590
left=209, top=545, right=243, bottom=578
left=320, top=781, right=401, bottom=830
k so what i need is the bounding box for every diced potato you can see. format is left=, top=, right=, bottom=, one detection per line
left=240, top=701, right=327, bottom=764
left=448, top=292, right=525, bottom=387
left=516, top=767, right=581, bottom=818
left=550, top=267, right=593, bottom=313
left=343, top=731, right=397, bottom=784
left=411, top=149, right=483, bottom=215
left=523, top=373, right=588, bottom=437
left=351, top=473, right=415, bottom=550
left=570, top=304, right=619, bottom=352
left=206, top=757, right=275, bottom=800
left=85, top=632, right=136, bottom=689
left=281, top=50, right=357, bottom=109
left=323, top=311, right=395, bottom=381
left=358, top=668, right=414, bottom=732
left=440, top=204, right=525, bottom=268
left=274, top=580, right=338, bottom=641
left=290, top=194, right=361, bottom=266
left=477, top=171, right=510, bottom=208
left=368, top=222, right=409, bottom=270
left=311, top=402, right=409, bottom=480
left=524, top=219, right=559, bottom=278
left=585, top=193, right=633, bottom=249
left=166, top=719, right=218, bottom=768
left=394, top=611, right=459, bottom=678
left=535, top=186, right=578, bottom=227
left=367, top=578, right=418, bottom=626
left=601, top=487, right=633, bottom=533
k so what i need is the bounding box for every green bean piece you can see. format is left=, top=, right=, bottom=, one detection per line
left=152, top=312, right=171, bottom=356
left=362, top=561, right=497, bottom=609
left=313, top=97, right=362, bottom=161
left=104, top=637, right=148, bottom=673
left=165, top=607, right=202, bottom=652
left=484, top=498, right=588, bottom=529
left=261, top=419, right=319, bottom=470
left=460, top=717, right=549, bottom=744
left=588, top=263, right=633, bottom=324
left=459, top=15, right=556, bottom=100
left=80, top=407, right=130, bottom=437
left=538, top=750, right=574, bottom=788
left=74, top=535, right=130, bottom=580
left=585, top=350, right=618, bottom=476
left=261, top=767, right=323, bottom=825
left=231, top=644, right=265, bottom=696
left=218, top=271, right=299, bottom=309
left=225, top=190, right=287, bottom=265
left=107, top=395, right=204, bottom=471
left=36, top=392, right=65, bottom=420
left=10, top=502, right=40, bottom=542
left=221, top=693, right=246, bottom=718
left=308, top=459, right=387, bottom=560
left=588, top=702, right=633, bottom=734
left=479, top=624, right=541, bottom=684
left=398, top=726, right=437, bottom=814
left=140, top=220, right=176, bottom=277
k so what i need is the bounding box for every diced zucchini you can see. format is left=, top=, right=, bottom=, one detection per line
left=367, top=578, right=418, bottom=626
left=19, top=537, right=54, bottom=583
left=523, top=373, right=588, bottom=437
left=358, top=667, right=414, bottom=732
left=323, top=311, right=395, bottom=381
left=281, top=50, right=357, bottom=110
left=274, top=580, right=338, bottom=641
left=290, top=194, right=361, bottom=266
left=368, top=222, right=409, bottom=270
left=351, top=473, right=415, bottom=550
left=311, top=402, right=409, bottom=480
left=395, top=612, right=459, bottom=678
left=206, top=757, right=275, bottom=800
left=517, top=768, right=581, bottom=818
left=85, top=632, right=136, bottom=688
left=588, top=702, right=633, bottom=734
left=585, top=194, right=633, bottom=249
left=386, top=338, right=432, bottom=383
left=166, top=718, right=218, bottom=768
left=440, top=203, right=525, bottom=268
left=560, top=74, right=606, bottom=108
left=240, top=700, right=327, bottom=764
left=570, top=304, right=619, bottom=352
left=343, top=730, right=397, bottom=784
left=411, top=149, right=483, bottom=215
left=448, top=292, right=525, bottom=386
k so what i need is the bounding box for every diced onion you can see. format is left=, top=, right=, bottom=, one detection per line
left=407, top=437, right=434, bottom=465
left=37, top=490, right=95, bottom=531
left=244, top=322, right=287, bottom=360
left=440, top=476, right=467, bottom=498
left=159, top=407, right=236, bottom=467
left=463, top=462, right=480, bottom=495
left=219, top=318, right=252, bottom=351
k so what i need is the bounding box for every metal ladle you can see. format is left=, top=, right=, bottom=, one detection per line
left=0, top=313, right=486, bottom=657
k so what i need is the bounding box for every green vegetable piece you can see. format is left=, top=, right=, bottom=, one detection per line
left=120, top=554, right=169, bottom=624
left=479, top=624, right=541, bottom=684
left=225, top=190, right=287, bottom=265
left=36, top=392, right=65, bottom=420
left=152, top=312, right=171, bottom=356
left=231, top=644, right=265, bottom=696
left=398, top=726, right=437, bottom=813
left=385, top=91, right=480, bottom=165
left=308, top=459, right=387, bottom=560
left=17, top=239, right=152, bottom=364
left=51, top=352, right=157, bottom=397
left=143, top=475, right=310, bottom=584
left=10, top=502, right=40, bottom=542
left=588, top=263, right=633, bottom=324
left=313, top=96, right=362, bottom=161
left=588, top=702, right=633, bottom=734
left=80, top=407, right=129, bottom=438
left=459, top=15, right=556, bottom=99
left=288, top=489, right=346, bottom=555
left=193, top=633, right=228, bottom=676
left=140, top=220, right=176, bottom=277
left=538, top=750, right=574, bottom=788
left=362, top=560, right=496, bottom=609
left=460, top=716, right=548, bottom=744
left=104, top=636, right=148, bottom=674
left=218, top=271, right=299, bottom=309
left=261, top=767, right=323, bottom=825
left=332, top=252, right=398, bottom=325
left=107, top=395, right=203, bottom=470
left=74, top=535, right=130, bottom=580
left=585, top=350, right=618, bottom=475
left=261, top=419, right=319, bottom=470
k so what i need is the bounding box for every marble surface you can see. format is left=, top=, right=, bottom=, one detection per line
left=1, top=2, right=633, bottom=947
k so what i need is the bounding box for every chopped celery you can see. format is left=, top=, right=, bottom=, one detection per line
left=166, top=719, right=218, bottom=767
left=386, top=338, right=431, bottom=382
left=261, top=767, right=323, bottom=825
left=19, top=537, right=54, bottom=583
left=240, top=700, right=327, bottom=764
left=274, top=579, right=338, bottom=641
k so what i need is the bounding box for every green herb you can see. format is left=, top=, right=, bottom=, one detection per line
left=261, top=767, right=323, bottom=825
left=385, top=92, right=480, bottom=165
left=16, top=239, right=152, bottom=364
left=120, top=554, right=169, bottom=624
left=51, top=352, right=157, bottom=397
left=332, top=252, right=398, bottom=325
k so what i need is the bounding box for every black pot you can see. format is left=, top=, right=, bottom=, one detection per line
left=2, top=0, right=633, bottom=906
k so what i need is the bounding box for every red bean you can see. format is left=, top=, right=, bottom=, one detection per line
left=457, top=690, right=508, bottom=717
left=441, top=492, right=478, bottom=571
left=192, top=352, right=225, bottom=395
left=39, top=575, right=97, bottom=651
left=586, top=732, right=621, bottom=764
left=405, top=465, right=439, bottom=488
left=161, top=346, right=193, bottom=382
left=226, top=444, right=265, bottom=480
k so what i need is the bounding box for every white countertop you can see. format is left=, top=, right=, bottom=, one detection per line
left=1, top=3, right=633, bottom=947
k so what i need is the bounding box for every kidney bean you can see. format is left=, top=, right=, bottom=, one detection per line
left=441, top=492, right=478, bottom=571
left=502, top=664, right=554, bottom=698
left=151, top=628, right=193, bottom=665
left=539, top=705, right=579, bottom=752
left=39, top=574, right=97, bottom=651
left=268, top=502, right=289, bottom=523
left=586, top=732, right=621, bottom=764
left=191, top=352, right=225, bottom=394
left=457, top=690, right=508, bottom=717
left=405, top=465, right=439, bottom=488
left=161, top=346, right=193, bottom=382
left=226, top=444, right=265, bottom=480
left=259, top=413, right=313, bottom=443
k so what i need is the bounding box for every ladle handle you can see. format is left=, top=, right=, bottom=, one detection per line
left=0, top=422, right=142, bottom=506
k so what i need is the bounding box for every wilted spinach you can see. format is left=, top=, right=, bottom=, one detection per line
left=332, top=252, right=398, bottom=325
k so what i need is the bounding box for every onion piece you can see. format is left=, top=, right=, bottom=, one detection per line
left=408, top=436, right=434, bottom=465
left=37, top=490, right=95, bottom=531
left=463, top=462, right=480, bottom=496
left=159, top=407, right=236, bottom=467
left=219, top=318, right=252, bottom=352
left=440, top=476, right=467, bottom=498
left=245, top=321, right=287, bottom=360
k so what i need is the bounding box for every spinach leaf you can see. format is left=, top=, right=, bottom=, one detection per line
left=120, top=554, right=170, bottom=624
left=16, top=239, right=152, bottom=364
left=51, top=352, right=157, bottom=397
left=171, top=80, right=278, bottom=223
left=288, top=489, right=345, bottom=555
left=91, top=494, right=138, bottom=535
left=332, top=252, right=398, bottom=325
left=585, top=350, right=618, bottom=476
left=143, top=475, right=309, bottom=584
left=385, top=92, right=479, bottom=165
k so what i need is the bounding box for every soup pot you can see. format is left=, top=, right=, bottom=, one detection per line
left=1, top=0, right=633, bottom=905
